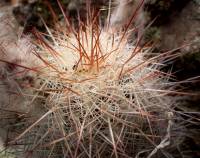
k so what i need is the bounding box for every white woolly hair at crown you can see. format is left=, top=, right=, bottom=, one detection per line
left=0, top=1, right=192, bottom=158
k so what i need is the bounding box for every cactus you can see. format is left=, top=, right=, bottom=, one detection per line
left=0, top=1, right=196, bottom=158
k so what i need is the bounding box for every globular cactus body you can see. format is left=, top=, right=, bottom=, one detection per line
left=0, top=1, right=188, bottom=158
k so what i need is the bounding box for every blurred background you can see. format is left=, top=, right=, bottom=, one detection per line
left=0, top=0, right=200, bottom=157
